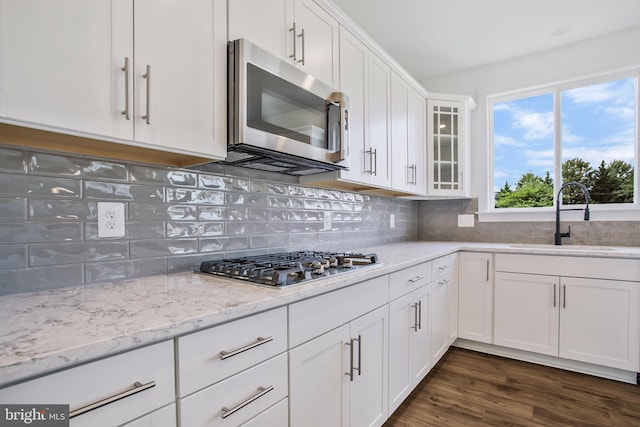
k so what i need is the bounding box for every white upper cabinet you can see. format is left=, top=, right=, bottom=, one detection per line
left=0, top=0, right=226, bottom=160
left=301, top=27, right=391, bottom=190
left=0, top=1, right=128, bottom=138
left=132, top=0, right=226, bottom=158
left=426, top=94, right=476, bottom=198
left=229, top=0, right=339, bottom=87
left=391, top=72, right=426, bottom=196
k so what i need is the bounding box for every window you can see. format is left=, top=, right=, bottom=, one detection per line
left=491, top=75, right=637, bottom=211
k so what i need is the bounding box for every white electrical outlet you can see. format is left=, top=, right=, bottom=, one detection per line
left=390, top=214, right=395, bottom=229
left=323, top=212, right=332, bottom=231
left=458, top=214, right=475, bottom=227
left=98, top=202, right=125, bottom=237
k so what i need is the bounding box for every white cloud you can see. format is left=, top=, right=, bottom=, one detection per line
left=524, top=148, right=554, bottom=169
left=564, top=82, right=617, bottom=104
left=494, top=134, right=526, bottom=148
left=513, top=110, right=553, bottom=140
left=563, top=143, right=634, bottom=167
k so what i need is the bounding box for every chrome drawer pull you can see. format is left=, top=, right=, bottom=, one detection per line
left=220, top=336, right=273, bottom=360
left=438, top=265, right=450, bottom=271
left=221, top=385, right=274, bottom=419
left=142, top=65, right=151, bottom=124
left=437, top=279, right=450, bottom=287
left=409, top=275, right=425, bottom=283
left=69, top=380, right=156, bottom=418
left=121, top=57, right=130, bottom=120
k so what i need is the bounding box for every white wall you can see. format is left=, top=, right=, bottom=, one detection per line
left=422, top=26, right=640, bottom=211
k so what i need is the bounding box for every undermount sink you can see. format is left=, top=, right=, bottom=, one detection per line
left=509, top=244, right=618, bottom=252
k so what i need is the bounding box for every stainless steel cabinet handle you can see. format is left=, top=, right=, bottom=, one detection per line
left=417, top=300, right=422, bottom=330
left=297, top=28, right=305, bottom=65
left=365, top=148, right=374, bottom=174
left=121, top=57, right=130, bottom=120
left=553, top=283, right=557, bottom=308
left=412, top=164, right=417, bottom=185
left=345, top=338, right=355, bottom=381
left=563, top=284, right=567, bottom=309
left=220, top=336, right=273, bottom=360
left=437, top=279, right=449, bottom=287
left=354, top=335, right=362, bottom=376
left=486, top=259, right=490, bottom=282
left=438, top=265, right=450, bottom=271
left=69, top=380, right=156, bottom=418
left=142, top=65, right=151, bottom=124
left=221, top=385, right=274, bottom=419
left=409, top=275, right=425, bottom=283
left=372, top=148, right=378, bottom=176
left=411, top=302, right=419, bottom=331
left=289, top=23, right=297, bottom=61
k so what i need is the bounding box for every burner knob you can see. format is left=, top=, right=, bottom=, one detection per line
left=311, top=261, right=324, bottom=274
left=343, top=259, right=353, bottom=268
left=328, top=257, right=338, bottom=267
left=320, top=259, right=330, bottom=268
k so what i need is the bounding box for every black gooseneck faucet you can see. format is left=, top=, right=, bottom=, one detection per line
left=555, top=181, right=590, bottom=245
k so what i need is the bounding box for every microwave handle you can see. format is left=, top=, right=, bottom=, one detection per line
left=327, top=92, right=348, bottom=162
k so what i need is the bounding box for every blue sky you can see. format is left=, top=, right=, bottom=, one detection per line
left=493, top=77, right=636, bottom=192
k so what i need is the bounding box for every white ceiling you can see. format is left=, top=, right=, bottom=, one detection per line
left=330, top=0, right=640, bottom=84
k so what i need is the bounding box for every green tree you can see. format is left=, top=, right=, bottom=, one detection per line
left=561, top=158, right=594, bottom=204
left=495, top=172, right=553, bottom=208
left=591, top=160, right=634, bottom=203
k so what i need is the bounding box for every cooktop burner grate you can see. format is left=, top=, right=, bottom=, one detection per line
left=198, top=251, right=380, bottom=287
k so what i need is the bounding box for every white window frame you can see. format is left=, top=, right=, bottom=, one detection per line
left=480, top=69, right=640, bottom=223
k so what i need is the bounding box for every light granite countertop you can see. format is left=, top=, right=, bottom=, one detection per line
left=1, top=241, right=639, bottom=387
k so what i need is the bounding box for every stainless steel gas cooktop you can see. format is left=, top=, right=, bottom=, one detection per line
left=198, top=251, right=380, bottom=287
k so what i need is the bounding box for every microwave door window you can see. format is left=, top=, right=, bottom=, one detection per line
left=246, top=63, right=328, bottom=149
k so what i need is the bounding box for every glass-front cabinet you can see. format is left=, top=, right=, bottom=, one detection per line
left=427, top=94, right=476, bottom=198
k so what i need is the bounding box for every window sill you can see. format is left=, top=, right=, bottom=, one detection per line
left=478, top=206, right=640, bottom=222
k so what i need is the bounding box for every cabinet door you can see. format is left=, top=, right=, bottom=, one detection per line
left=407, top=88, right=427, bottom=195
left=289, top=324, right=350, bottom=427
left=494, top=272, right=559, bottom=356
left=292, top=0, right=339, bottom=87
left=228, top=0, right=288, bottom=59
left=427, top=99, right=465, bottom=197
left=559, top=277, right=640, bottom=371
left=0, top=0, right=132, bottom=139
left=430, top=276, right=449, bottom=366
left=133, top=0, right=225, bottom=158
left=458, top=252, right=493, bottom=343
left=388, top=292, right=414, bottom=413
left=390, top=72, right=409, bottom=192
left=367, top=53, right=391, bottom=188
left=447, top=253, right=459, bottom=344
left=240, top=398, right=288, bottom=427
left=349, top=306, right=389, bottom=427
left=411, top=284, right=431, bottom=384
left=338, top=28, right=368, bottom=184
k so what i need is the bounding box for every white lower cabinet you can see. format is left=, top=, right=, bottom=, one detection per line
left=288, top=276, right=389, bottom=427
left=176, top=307, right=289, bottom=426
left=494, top=254, right=640, bottom=372
left=0, top=340, right=175, bottom=427
left=388, top=284, right=430, bottom=414
left=179, top=353, right=288, bottom=427
left=457, top=252, right=493, bottom=343
left=122, top=403, right=176, bottom=427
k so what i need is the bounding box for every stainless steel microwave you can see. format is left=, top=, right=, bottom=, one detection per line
left=226, top=39, right=349, bottom=175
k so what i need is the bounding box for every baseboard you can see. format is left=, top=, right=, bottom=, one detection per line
left=452, top=339, right=638, bottom=385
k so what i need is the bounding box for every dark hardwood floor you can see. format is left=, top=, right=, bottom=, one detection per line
left=384, top=347, right=640, bottom=426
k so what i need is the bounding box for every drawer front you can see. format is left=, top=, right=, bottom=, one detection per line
left=289, top=275, right=389, bottom=347
left=240, top=397, right=288, bottom=427
left=122, top=403, right=176, bottom=427
left=389, top=262, right=431, bottom=300
left=495, top=253, right=640, bottom=281
left=180, top=353, right=288, bottom=427
left=432, top=255, right=453, bottom=279
left=0, top=340, right=175, bottom=427
left=177, top=307, right=287, bottom=397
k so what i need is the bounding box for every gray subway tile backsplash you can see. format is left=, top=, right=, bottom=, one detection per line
left=0, top=143, right=417, bottom=294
